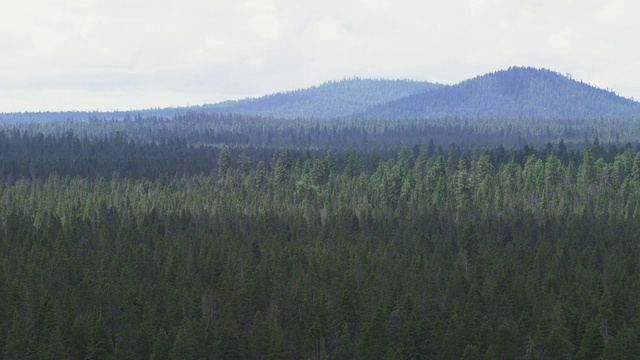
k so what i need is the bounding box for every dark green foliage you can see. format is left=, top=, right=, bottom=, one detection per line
left=3, top=309, right=29, bottom=359
left=86, top=315, right=115, bottom=360
left=2, top=127, right=640, bottom=359
left=215, top=327, right=243, bottom=359
left=149, top=330, right=171, bottom=360
left=69, top=314, right=91, bottom=360
left=217, top=146, right=232, bottom=176
left=603, top=327, right=640, bottom=359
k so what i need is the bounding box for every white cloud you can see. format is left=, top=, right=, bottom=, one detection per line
left=1, top=0, right=639, bottom=111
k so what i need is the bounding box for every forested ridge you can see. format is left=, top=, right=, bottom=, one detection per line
left=206, top=78, right=444, bottom=119
left=362, top=67, right=640, bottom=119
left=2, top=108, right=639, bottom=155
left=3, top=67, right=640, bottom=124
left=2, top=116, right=640, bottom=358
left=0, top=78, right=442, bottom=123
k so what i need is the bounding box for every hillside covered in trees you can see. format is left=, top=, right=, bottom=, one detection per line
left=2, top=67, right=640, bottom=359
left=205, top=78, right=445, bottom=119
left=0, top=78, right=442, bottom=123
left=362, top=67, right=640, bottom=119
left=3, top=67, right=640, bottom=123
left=207, top=67, right=640, bottom=120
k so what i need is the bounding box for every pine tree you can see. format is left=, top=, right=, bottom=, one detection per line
left=218, top=147, right=232, bottom=177
left=69, top=314, right=91, bottom=360
left=3, top=309, right=29, bottom=359
left=215, top=327, right=243, bottom=359
left=150, top=330, right=171, bottom=360
left=86, top=316, right=114, bottom=360
left=267, top=317, right=287, bottom=360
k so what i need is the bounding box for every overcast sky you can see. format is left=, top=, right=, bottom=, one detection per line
left=1, top=0, right=638, bottom=112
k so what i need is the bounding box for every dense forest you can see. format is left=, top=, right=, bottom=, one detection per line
left=2, top=108, right=640, bottom=359
left=2, top=108, right=639, bottom=157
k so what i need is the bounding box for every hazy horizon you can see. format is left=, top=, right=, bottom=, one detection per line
left=1, top=0, right=639, bottom=112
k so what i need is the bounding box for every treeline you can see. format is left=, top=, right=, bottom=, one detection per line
left=0, top=124, right=634, bottom=183
left=2, top=110, right=639, bottom=151
left=2, top=139, right=640, bottom=358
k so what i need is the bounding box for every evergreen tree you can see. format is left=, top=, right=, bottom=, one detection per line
left=3, top=309, right=28, bottom=360
left=218, top=147, right=232, bottom=177
left=86, top=316, right=114, bottom=360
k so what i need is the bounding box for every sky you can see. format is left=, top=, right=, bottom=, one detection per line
left=1, top=0, right=639, bottom=112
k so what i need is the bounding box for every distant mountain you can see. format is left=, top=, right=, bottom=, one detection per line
left=362, top=67, right=640, bottom=119
left=3, top=67, right=640, bottom=124
left=0, top=79, right=443, bottom=123
left=204, top=78, right=445, bottom=119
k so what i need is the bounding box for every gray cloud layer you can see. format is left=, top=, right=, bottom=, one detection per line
left=1, top=0, right=638, bottom=111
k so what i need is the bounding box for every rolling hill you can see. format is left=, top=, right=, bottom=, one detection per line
left=361, top=67, right=640, bottom=119
left=204, top=78, right=445, bottom=118
left=0, top=78, right=443, bottom=123
left=2, top=67, right=640, bottom=123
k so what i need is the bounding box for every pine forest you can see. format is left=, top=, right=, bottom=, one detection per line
left=3, top=70, right=640, bottom=359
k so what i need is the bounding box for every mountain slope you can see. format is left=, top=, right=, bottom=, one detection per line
left=362, top=67, right=640, bottom=119
left=3, top=67, right=640, bottom=123
left=205, top=78, right=445, bottom=118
